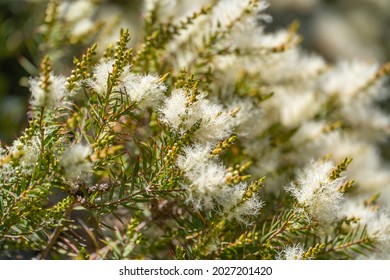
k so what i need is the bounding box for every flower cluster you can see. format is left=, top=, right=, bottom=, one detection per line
left=160, top=89, right=233, bottom=143
left=88, top=58, right=167, bottom=110
left=277, top=244, right=305, bottom=260
left=286, top=160, right=345, bottom=225
left=60, top=143, right=93, bottom=183
left=176, top=143, right=263, bottom=223
left=29, top=73, right=67, bottom=109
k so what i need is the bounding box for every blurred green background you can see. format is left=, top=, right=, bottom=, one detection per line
left=1, top=0, right=389, bottom=144
left=0, top=0, right=47, bottom=144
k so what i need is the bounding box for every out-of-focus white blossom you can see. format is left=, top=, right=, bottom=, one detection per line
left=59, top=0, right=97, bottom=40
left=340, top=201, right=390, bottom=259
left=214, top=51, right=324, bottom=87
left=341, top=103, right=390, bottom=141
left=270, top=87, right=320, bottom=128
left=211, top=0, right=270, bottom=32
left=20, top=137, right=40, bottom=175
left=312, top=6, right=387, bottom=61
left=298, top=132, right=390, bottom=202
left=59, top=0, right=95, bottom=22
left=320, top=61, right=381, bottom=102
left=167, top=0, right=271, bottom=71
left=228, top=99, right=263, bottom=138
left=270, top=0, right=319, bottom=11
left=291, top=121, right=327, bottom=146
left=29, top=74, right=67, bottom=109
left=0, top=143, right=13, bottom=184
left=144, top=0, right=177, bottom=19
left=71, top=18, right=95, bottom=38
left=0, top=143, right=5, bottom=158
left=261, top=49, right=326, bottom=83
left=60, top=143, right=93, bottom=182
left=341, top=201, right=390, bottom=241
left=250, top=30, right=294, bottom=49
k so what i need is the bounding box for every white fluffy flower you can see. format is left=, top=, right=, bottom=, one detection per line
left=9, top=139, right=23, bottom=159
left=60, top=143, right=93, bottom=182
left=291, top=121, right=327, bottom=146
left=176, top=144, right=213, bottom=172
left=0, top=143, right=5, bottom=158
left=160, top=89, right=232, bottom=143
left=177, top=143, right=227, bottom=209
left=71, top=18, right=95, bottom=38
left=190, top=163, right=226, bottom=195
left=228, top=99, right=263, bottom=138
left=123, top=73, right=167, bottom=110
left=167, top=0, right=270, bottom=71
left=271, top=87, right=321, bottom=128
left=301, top=132, right=390, bottom=201
left=0, top=162, right=14, bottom=185
left=277, top=244, right=305, bottom=260
left=89, top=59, right=166, bottom=109
left=230, top=195, right=263, bottom=223
left=58, top=0, right=97, bottom=40
left=177, top=145, right=225, bottom=190
left=29, top=74, right=67, bottom=109
left=177, top=143, right=263, bottom=221
left=340, top=201, right=390, bottom=242
left=211, top=0, right=270, bottom=32
left=218, top=183, right=263, bottom=224
left=59, top=0, right=95, bottom=22
left=143, top=0, right=177, bottom=20
left=286, top=160, right=344, bottom=224
left=340, top=201, right=390, bottom=259
left=159, top=89, right=188, bottom=130
left=260, top=49, right=326, bottom=83
left=0, top=142, right=13, bottom=184
left=88, top=59, right=116, bottom=94
left=7, top=137, right=41, bottom=176
left=20, top=136, right=40, bottom=175
left=341, top=103, right=390, bottom=141
left=320, top=61, right=380, bottom=103
left=211, top=0, right=253, bottom=30
left=254, top=30, right=293, bottom=49
left=194, top=98, right=232, bottom=142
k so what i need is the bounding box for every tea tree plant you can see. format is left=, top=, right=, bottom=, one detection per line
left=1, top=0, right=390, bottom=260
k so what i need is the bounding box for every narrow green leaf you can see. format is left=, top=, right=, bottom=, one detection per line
left=131, top=158, right=139, bottom=193
left=0, top=196, right=4, bottom=215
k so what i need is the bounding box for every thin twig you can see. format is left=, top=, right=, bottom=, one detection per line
left=38, top=200, right=75, bottom=259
